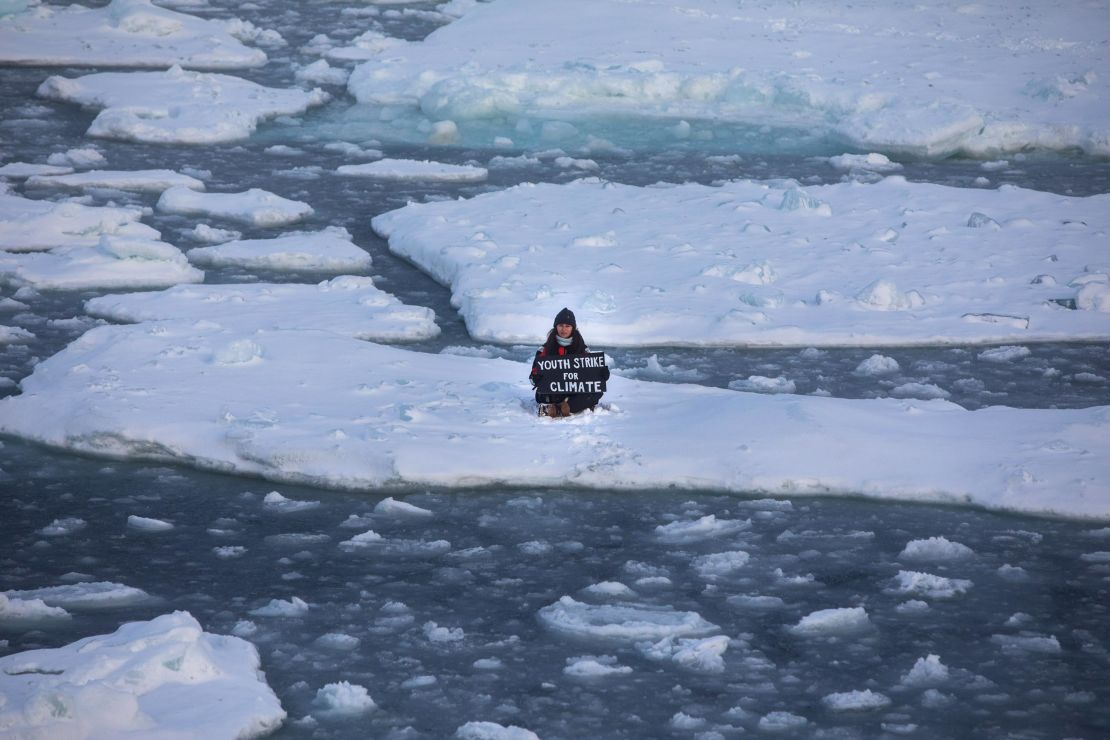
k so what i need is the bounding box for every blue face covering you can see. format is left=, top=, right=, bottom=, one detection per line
left=556, top=334, right=573, bottom=347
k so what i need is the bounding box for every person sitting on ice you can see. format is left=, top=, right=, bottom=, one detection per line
left=530, top=307, right=609, bottom=417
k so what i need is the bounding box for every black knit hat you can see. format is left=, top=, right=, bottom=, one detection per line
left=553, top=307, right=576, bottom=329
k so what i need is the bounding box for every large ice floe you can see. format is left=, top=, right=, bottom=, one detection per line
left=0, top=611, right=286, bottom=738
left=24, top=169, right=206, bottom=194
left=0, top=0, right=271, bottom=69
left=184, top=227, right=373, bottom=272
left=372, top=177, right=1110, bottom=347
left=347, top=0, right=1110, bottom=156
left=37, top=66, right=328, bottom=145
left=0, top=321, right=1106, bottom=518
left=85, top=277, right=440, bottom=341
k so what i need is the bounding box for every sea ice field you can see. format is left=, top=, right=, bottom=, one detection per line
left=0, top=0, right=1108, bottom=738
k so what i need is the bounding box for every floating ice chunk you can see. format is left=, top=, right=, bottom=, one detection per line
left=324, top=29, right=405, bottom=62
left=188, top=223, right=240, bottom=244
left=455, top=721, right=540, bottom=740
left=990, top=633, right=1062, bottom=654
left=214, top=545, right=246, bottom=558
left=157, top=186, right=313, bottom=227
left=828, top=153, right=902, bottom=172
left=39, top=67, right=328, bottom=144
left=249, top=596, right=309, bottom=617
left=25, top=169, right=205, bottom=193
left=1079, top=551, right=1110, bottom=563
left=0, top=193, right=153, bottom=252
left=727, top=594, right=785, bottom=610
left=0, top=593, right=71, bottom=627
left=473, top=658, right=502, bottom=670
left=374, top=496, right=434, bottom=518
left=638, top=634, right=729, bottom=674
left=563, top=654, right=632, bottom=678
left=728, top=375, right=796, bottom=394
left=978, top=345, right=1031, bottom=362
left=655, top=515, right=752, bottom=544
left=0, top=325, right=32, bottom=345
left=336, top=158, right=488, bottom=182
left=901, top=655, right=950, bottom=687
left=37, top=517, right=86, bottom=536
left=0, top=162, right=74, bottom=178
left=581, top=581, right=636, bottom=599
left=996, top=564, right=1029, bottom=582
left=339, top=531, right=451, bottom=559
left=313, top=681, right=377, bottom=717
left=127, top=514, right=173, bottom=531
left=0, top=0, right=268, bottom=69
left=899, top=536, right=974, bottom=561
left=854, top=354, right=900, bottom=376
left=296, top=59, right=350, bottom=86
left=759, top=711, right=808, bottom=731
left=4, top=581, right=152, bottom=610
left=888, top=570, right=972, bottom=599
left=616, top=354, right=704, bottom=382
left=263, top=491, right=321, bottom=513
left=823, top=689, right=891, bottom=711
left=423, top=621, right=464, bottom=642
left=895, top=599, right=930, bottom=614
left=890, top=382, right=950, bottom=400
left=86, top=276, right=437, bottom=341
left=0, top=611, right=284, bottom=738
left=691, top=550, right=750, bottom=579
left=315, top=633, right=360, bottom=651
left=48, top=148, right=106, bottom=168
left=790, top=607, right=871, bottom=636
left=401, top=675, right=437, bottom=689
left=538, top=596, right=718, bottom=643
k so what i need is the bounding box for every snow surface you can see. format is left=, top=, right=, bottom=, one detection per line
left=157, top=186, right=314, bottom=227
left=85, top=277, right=439, bottom=341
left=372, top=177, right=1110, bottom=347
left=38, top=66, right=328, bottom=144
left=0, top=611, right=285, bottom=738
left=347, top=0, right=1110, bottom=157
left=0, top=321, right=1106, bottom=518
left=185, top=227, right=373, bottom=272
left=24, top=168, right=205, bottom=193
left=0, top=0, right=268, bottom=69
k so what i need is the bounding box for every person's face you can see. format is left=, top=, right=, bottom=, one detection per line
left=556, top=323, right=574, bottom=339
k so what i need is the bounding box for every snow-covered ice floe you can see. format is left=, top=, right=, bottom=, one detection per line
left=185, top=227, right=373, bottom=272
left=0, top=611, right=285, bottom=738
left=157, top=186, right=313, bottom=227
left=3, top=581, right=153, bottom=610
left=0, top=235, right=203, bottom=291
left=85, top=276, right=439, bottom=341
left=0, top=192, right=156, bottom=252
left=0, top=0, right=269, bottom=69
left=347, top=0, right=1110, bottom=157
left=336, top=158, right=488, bottom=183
left=372, top=177, right=1110, bottom=347
left=0, top=322, right=1106, bottom=519
left=38, top=66, right=328, bottom=145
left=24, top=168, right=206, bottom=194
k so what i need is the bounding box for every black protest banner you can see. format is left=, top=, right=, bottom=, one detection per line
left=534, top=351, right=608, bottom=395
